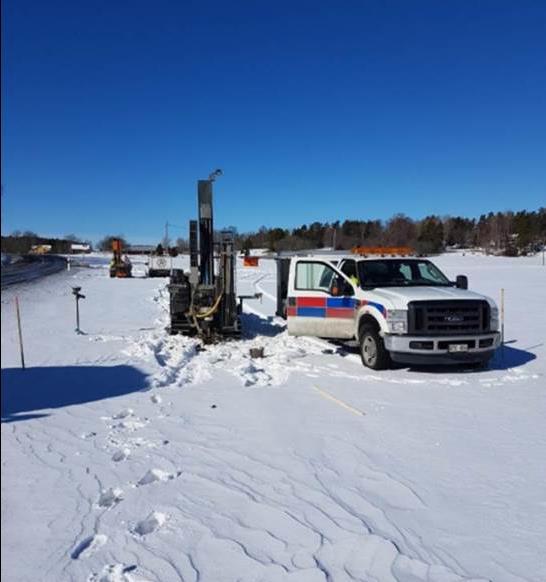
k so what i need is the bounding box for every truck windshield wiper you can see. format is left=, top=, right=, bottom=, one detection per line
left=404, top=281, right=451, bottom=287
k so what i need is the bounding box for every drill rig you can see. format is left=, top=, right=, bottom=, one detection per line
left=168, top=170, right=246, bottom=340
left=109, top=238, right=132, bottom=278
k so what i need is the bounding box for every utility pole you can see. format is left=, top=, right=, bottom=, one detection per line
left=164, top=221, right=170, bottom=248
left=163, top=221, right=185, bottom=250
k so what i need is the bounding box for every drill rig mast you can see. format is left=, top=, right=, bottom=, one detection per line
left=168, top=170, right=241, bottom=340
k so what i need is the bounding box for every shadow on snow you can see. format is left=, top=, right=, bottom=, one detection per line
left=1, top=365, right=148, bottom=423
left=241, top=312, right=285, bottom=339
left=405, top=343, right=536, bottom=373
left=488, top=343, right=537, bottom=370
left=328, top=341, right=536, bottom=373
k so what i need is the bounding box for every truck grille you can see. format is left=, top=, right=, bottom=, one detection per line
left=408, top=300, right=490, bottom=335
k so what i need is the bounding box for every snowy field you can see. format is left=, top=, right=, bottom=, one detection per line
left=1, top=253, right=545, bottom=582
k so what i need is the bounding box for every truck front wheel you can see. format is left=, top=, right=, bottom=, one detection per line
left=359, top=325, right=391, bottom=370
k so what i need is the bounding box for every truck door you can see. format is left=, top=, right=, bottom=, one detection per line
left=287, top=259, right=356, bottom=339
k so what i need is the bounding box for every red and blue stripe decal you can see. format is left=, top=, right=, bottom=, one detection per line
left=359, top=299, right=387, bottom=317
left=287, top=297, right=386, bottom=318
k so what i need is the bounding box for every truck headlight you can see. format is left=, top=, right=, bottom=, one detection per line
left=490, top=306, right=499, bottom=331
left=386, top=309, right=408, bottom=334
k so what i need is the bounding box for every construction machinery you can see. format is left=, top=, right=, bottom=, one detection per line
left=109, top=238, right=132, bottom=278
left=147, top=253, right=172, bottom=277
left=168, top=170, right=256, bottom=340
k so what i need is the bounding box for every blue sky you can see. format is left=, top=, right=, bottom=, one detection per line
left=2, top=0, right=545, bottom=244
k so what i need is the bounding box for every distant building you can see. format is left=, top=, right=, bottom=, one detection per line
left=70, top=243, right=91, bottom=254
left=127, top=245, right=155, bottom=255
left=30, top=244, right=52, bottom=254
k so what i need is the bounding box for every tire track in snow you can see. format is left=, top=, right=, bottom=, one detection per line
left=253, top=272, right=277, bottom=303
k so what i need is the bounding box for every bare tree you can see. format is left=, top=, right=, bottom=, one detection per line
left=384, top=214, right=417, bottom=246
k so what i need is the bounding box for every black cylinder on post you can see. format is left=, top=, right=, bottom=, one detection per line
left=198, top=180, right=214, bottom=285
left=189, top=220, right=198, bottom=268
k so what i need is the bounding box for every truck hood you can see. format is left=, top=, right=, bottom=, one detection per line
left=364, top=286, right=495, bottom=310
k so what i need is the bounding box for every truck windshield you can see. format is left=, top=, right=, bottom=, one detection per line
left=357, top=259, right=451, bottom=288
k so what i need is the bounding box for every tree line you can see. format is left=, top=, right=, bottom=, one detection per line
left=4, top=208, right=544, bottom=256
left=233, top=208, right=546, bottom=255
left=101, top=208, right=546, bottom=256
left=1, top=232, right=92, bottom=254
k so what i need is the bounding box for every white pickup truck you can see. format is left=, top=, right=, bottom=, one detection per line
left=276, top=254, right=500, bottom=369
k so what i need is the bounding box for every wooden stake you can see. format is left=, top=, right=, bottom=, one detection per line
left=500, top=288, right=505, bottom=344
left=15, top=296, right=26, bottom=370
left=500, top=288, right=505, bottom=362
left=313, top=386, right=365, bottom=417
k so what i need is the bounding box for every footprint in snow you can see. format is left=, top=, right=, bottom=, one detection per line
left=150, top=394, right=162, bottom=404
left=71, top=534, right=107, bottom=559
left=98, top=487, right=124, bottom=508
left=133, top=512, right=168, bottom=536
left=87, top=564, right=143, bottom=582
left=113, top=419, right=147, bottom=431
left=137, top=468, right=180, bottom=486
left=112, top=448, right=131, bottom=462
left=112, top=408, right=134, bottom=419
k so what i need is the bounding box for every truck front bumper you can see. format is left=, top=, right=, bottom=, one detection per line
left=383, top=332, right=501, bottom=365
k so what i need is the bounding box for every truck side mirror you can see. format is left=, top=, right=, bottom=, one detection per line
left=455, top=275, right=468, bottom=289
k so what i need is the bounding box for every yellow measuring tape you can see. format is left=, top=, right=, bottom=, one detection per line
left=313, top=386, right=366, bottom=417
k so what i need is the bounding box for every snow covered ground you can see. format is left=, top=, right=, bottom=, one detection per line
left=1, top=252, right=545, bottom=582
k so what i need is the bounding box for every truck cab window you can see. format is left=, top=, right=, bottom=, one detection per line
left=418, top=262, right=446, bottom=283
left=295, top=262, right=336, bottom=291
left=358, top=259, right=451, bottom=287
left=340, top=260, right=359, bottom=286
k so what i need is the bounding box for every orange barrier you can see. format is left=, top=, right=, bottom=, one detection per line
left=351, top=246, right=414, bottom=256
left=243, top=256, right=260, bottom=267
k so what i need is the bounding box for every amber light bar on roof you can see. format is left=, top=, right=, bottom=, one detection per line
left=351, top=246, right=414, bottom=256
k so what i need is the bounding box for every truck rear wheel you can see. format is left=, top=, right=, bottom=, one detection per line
left=359, top=325, right=391, bottom=370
